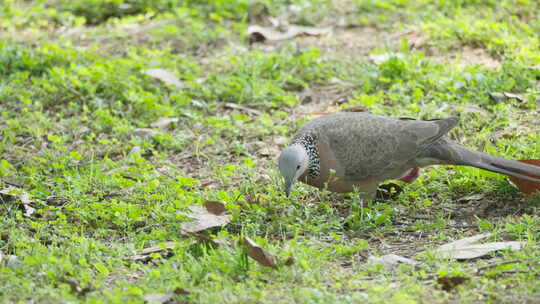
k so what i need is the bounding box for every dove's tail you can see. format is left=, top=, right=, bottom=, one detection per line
left=426, top=139, right=540, bottom=182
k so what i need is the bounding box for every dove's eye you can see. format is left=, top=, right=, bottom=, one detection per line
left=296, top=165, right=301, bottom=170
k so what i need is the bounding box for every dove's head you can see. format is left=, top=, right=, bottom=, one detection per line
left=278, top=145, right=309, bottom=196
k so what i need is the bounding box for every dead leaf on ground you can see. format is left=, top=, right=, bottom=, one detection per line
left=243, top=237, right=277, bottom=268
left=150, top=117, right=180, bottom=129
left=0, top=186, right=35, bottom=217
left=144, top=293, right=175, bottom=304
left=489, top=92, right=524, bottom=102
left=257, top=146, right=280, bottom=158
left=284, top=256, right=295, bottom=266
left=457, top=193, right=485, bottom=203
left=174, top=287, right=190, bottom=295
left=45, top=195, right=69, bottom=207
left=130, top=242, right=176, bottom=262
left=367, top=254, right=420, bottom=270
left=427, top=233, right=525, bottom=260
left=342, top=105, right=369, bottom=112
left=508, top=159, right=540, bottom=195
left=223, top=102, right=262, bottom=116
left=202, top=201, right=226, bottom=215
left=143, top=68, right=185, bottom=89
left=437, top=276, right=470, bottom=291
left=247, top=24, right=331, bottom=43
left=179, top=204, right=231, bottom=233
left=132, top=128, right=158, bottom=138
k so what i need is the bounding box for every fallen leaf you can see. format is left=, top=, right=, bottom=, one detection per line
left=458, top=193, right=485, bottom=203
left=202, top=201, right=226, bottom=215
left=367, top=254, right=419, bottom=270
left=132, top=128, right=158, bottom=138
left=223, top=102, right=262, bottom=116
left=0, top=186, right=35, bottom=217
left=342, top=105, right=369, bottom=112
left=257, top=146, right=280, bottom=157
left=143, top=68, right=185, bottom=89
left=150, top=117, right=180, bottom=129
left=45, top=195, right=69, bottom=207
left=489, top=92, right=524, bottom=102
left=508, top=159, right=540, bottom=195
left=144, top=293, right=175, bottom=304
left=174, top=287, right=190, bottom=295
left=428, top=233, right=525, bottom=259
left=243, top=237, right=277, bottom=268
left=179, top=205, right=231, bottom=233
left=131, top=242, right=176, bottom=262
left=368, top=53, right=404, bottom=64
left=437, top=276, right=469, bottom=291
left=284, top=256, right=295, bottom=266
left=502, top=92, right=524, bottom=101
left=247, top=24, right=331, bottom=43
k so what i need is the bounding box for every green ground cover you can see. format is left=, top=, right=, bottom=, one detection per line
left=0, top=0, right=539, bottom=303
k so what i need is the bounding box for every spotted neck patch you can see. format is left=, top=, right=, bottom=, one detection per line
left=292, top=134, right=320, bottom=178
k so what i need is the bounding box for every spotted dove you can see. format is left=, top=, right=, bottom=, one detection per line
left=278, top=112, right=540, bottom=198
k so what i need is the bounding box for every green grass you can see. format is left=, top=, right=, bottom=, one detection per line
left=1, top=0, right=539, bottom=303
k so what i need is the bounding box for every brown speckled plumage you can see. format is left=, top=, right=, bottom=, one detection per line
left=283, top=112, right=540, bottom=197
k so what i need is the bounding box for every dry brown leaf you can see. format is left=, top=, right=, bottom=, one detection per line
left=284, top=256, right=295, bottom=266
left=132, top=128, right=158, bottom=138
left=502, top=92, right=524, bottom=101
left=429, top=233, right=525, bottom=259
left=458, top=193, right=485, bottom=203
left=131, top=242, right=175, bottom=262
left=143, top=68, right=185, bottom=89
left=0, top=186, right=35, bottom=217
left=223, top=103, right=262, bottom=115
left=489, top=92, right=524, bottom=102
left=150, top=117, right=180, bottom=129
left=179, top=205, right=231, bottom=233
left=367, top=254, right=419, bottom=270
left=342, top=105, right=369, bottom=112
left=508, top=159, right=540, bottom=195
left=143, top=293, right=175, bottom=304
left=243, top=237, right=277, bottom=268
left=257, top=146, right=280, bottom=158
left=437, top=276, right=469, bottom=291
left=202, top=201, right=226, bottom=215
left=247, top=24, right=331, bottom=43
left=174, top=287, right=190, bottom=295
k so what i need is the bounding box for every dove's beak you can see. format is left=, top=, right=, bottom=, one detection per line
left=284, top=178, right=293, bottom=197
